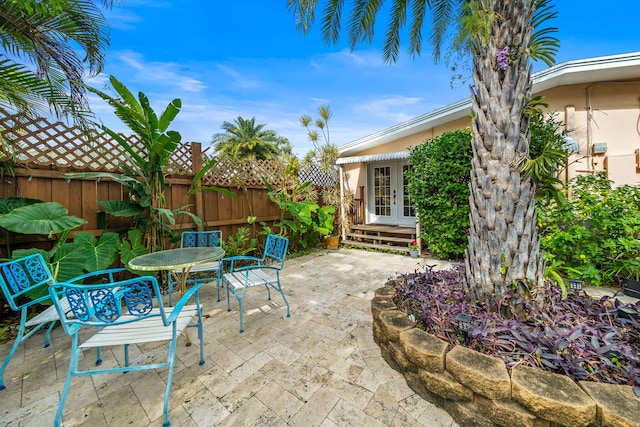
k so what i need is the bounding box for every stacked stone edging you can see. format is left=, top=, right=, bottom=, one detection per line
left=372, top=281, right=640, bottom=427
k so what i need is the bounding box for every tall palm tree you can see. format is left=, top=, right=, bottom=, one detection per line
left=0, top=0, right=113, bottom=134
left=287, top=0, right=559, bottom=310
left=212, top=116, right=291, bottom=161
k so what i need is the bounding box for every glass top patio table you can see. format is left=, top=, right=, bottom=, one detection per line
left=128, top=247, right=225, bottom=273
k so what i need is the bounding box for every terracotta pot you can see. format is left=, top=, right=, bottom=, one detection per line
left=325, top=235, right=340, bottom=249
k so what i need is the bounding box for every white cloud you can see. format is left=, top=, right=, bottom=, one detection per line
left=215, top=65, right=265, bottom=90
left=355, top=95, right=425, bottom=123
left=114, top=51, right=207, bottom=93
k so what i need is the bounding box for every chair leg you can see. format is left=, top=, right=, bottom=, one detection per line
left=276, top=281, right=291, bottom=318
left=226, top=282, right=231, bottom=312
left=216, top=277, right=221, bottom=302
left=162, top=336, right=178, bottom=427
left=54, top=346, right=80, bottom=427
left=196, top=310, right=205, bottom=366
left=0, top=312, right=27, bottom=390
left=44, top=320, right=57, bottom=348
left=238, top=296, right=244, bottom=333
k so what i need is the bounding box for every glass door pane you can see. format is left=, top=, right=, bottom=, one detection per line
left=373, top=166, right=391, bottom=217
left=402, top=164, right=415, bottom=218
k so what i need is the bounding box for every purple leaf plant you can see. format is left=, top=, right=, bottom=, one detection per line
left=392, top=264, right=640, bottom=393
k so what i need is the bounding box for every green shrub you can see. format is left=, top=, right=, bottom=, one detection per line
left=407, top=129, right=472, bottom=259
left=537, top=173, right=640, bottom=286
left=407, top=111, right=571, bottom=260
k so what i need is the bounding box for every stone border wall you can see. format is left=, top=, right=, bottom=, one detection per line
left=372, top=281, right=640, bottom=427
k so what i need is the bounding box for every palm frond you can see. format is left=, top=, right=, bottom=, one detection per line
left=429, top=0, right=461, bottom=62
left=530, top=0, right=559, bottom=66
left=321, top=0, right=345, bottom=45
left=407, top=0, right=428, bottom=58
left=383, top=0, right=408, bottom=64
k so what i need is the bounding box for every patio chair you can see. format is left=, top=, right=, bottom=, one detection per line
left=168, top=230, right=223, bottom=304
left=49, top=275, right=204, bottom=427
left=0, top=253, right=123, bottom=390
left=222, top=234, right=289, bottom=333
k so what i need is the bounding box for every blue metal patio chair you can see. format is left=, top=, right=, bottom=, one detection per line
left=49, top=274, right=204, bottom=427
left=222, top=234, right=290, bottom=333
left=168, top=230, right=223, bottom=304
left=0, top=253, right=123, bottom=390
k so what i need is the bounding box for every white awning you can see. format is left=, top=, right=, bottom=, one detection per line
left=336, top=151, right=409, bottom=165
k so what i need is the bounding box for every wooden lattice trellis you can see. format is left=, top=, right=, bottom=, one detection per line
left=0, top=109, right=336, bottom=187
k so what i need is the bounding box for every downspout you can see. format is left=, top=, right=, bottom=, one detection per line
left=586, top=85, right=594, bottom=172
left=338, top=163, right=346, bottom=240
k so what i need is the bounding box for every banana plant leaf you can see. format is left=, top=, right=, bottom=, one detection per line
left=0, top=202, right=86, bottom=235
left=99, top=200, right=145, bottom=217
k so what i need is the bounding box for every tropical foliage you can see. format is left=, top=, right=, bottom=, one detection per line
left=0, top=199, right=119, bottom=283
left=263, top=179, right=336, bottom=250
left=298, top=104, right=352, bottom=237
left=538, top=173, right=640, bottom=287
left=0, top=0, right=114, bottom=140
left=66, top=76, right=217, bottom=252
left=211, top=116, right=292, bottom=161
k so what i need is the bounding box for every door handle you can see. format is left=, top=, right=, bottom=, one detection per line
left=393, top=190, right=396, bottom=205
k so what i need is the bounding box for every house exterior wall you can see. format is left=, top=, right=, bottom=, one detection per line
left=538, top=79, right=640, bottom=186
left=340, top=117, right=471, bottom=198
left=344, top=79, right=640, bottom=196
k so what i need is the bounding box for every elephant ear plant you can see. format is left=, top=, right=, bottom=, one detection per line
left=0, top=200, right=120, bottom=301
left=66, top=75, right=231, bottom=252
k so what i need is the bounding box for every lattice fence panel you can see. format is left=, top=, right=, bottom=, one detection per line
left=0, top=109, right=335, bottom=187
left=299, top=164, right=337, bottom=187
left=202, top=156, right=286, bottom=187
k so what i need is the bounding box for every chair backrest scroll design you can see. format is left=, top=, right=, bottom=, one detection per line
left=263, top=235, right=289, bottom=270
left=182, top=231, right=222, bottom=249
left=0, top=253, right=54, bottom=311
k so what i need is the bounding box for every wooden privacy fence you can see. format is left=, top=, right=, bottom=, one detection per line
left=0, top=109, right=336, bottom=254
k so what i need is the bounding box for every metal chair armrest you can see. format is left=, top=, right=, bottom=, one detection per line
left=165, top=282, right=203, bottom=325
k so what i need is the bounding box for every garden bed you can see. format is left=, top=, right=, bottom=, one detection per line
left=371, top=265, right=640, bottom=426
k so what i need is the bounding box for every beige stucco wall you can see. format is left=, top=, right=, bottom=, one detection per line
left=537, top=79, right=640, bottom=185
left=344, top=78, right=640, bottom=193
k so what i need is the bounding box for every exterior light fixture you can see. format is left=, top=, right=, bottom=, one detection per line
left=618, top=305, right=639, bottom=320
left=455, top=313, right=472, bottom=334
left=569, top=280, right=583, bottom=291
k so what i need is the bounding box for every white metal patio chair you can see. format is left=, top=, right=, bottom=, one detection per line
left=168, top=230, right=223, bottom=304
left=49, top=275, right=205, bottom=427
left=222, top=234, right=290, bottom=333
left=0, top=253, right=123, bottom=390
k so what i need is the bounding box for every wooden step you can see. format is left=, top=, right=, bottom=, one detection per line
left=345, top=233, right=413, bottom=245
left=350, top=224, right=416, bottom=236
left=342, top=240, right=411, bottom=253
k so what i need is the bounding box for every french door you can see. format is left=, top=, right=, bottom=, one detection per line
left=367, top=161, right=415, bottom=226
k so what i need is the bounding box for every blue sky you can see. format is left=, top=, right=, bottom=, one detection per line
left=90, top=1, right=640, bottom=156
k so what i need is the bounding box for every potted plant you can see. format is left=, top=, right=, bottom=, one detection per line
left=409, top=239, right=419, bottom=258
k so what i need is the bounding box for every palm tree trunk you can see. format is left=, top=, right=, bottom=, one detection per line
left=464, top=0, right=546, bottom=311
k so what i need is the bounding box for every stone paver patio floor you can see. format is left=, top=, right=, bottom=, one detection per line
left=0, top=248, right=459, bottom=427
